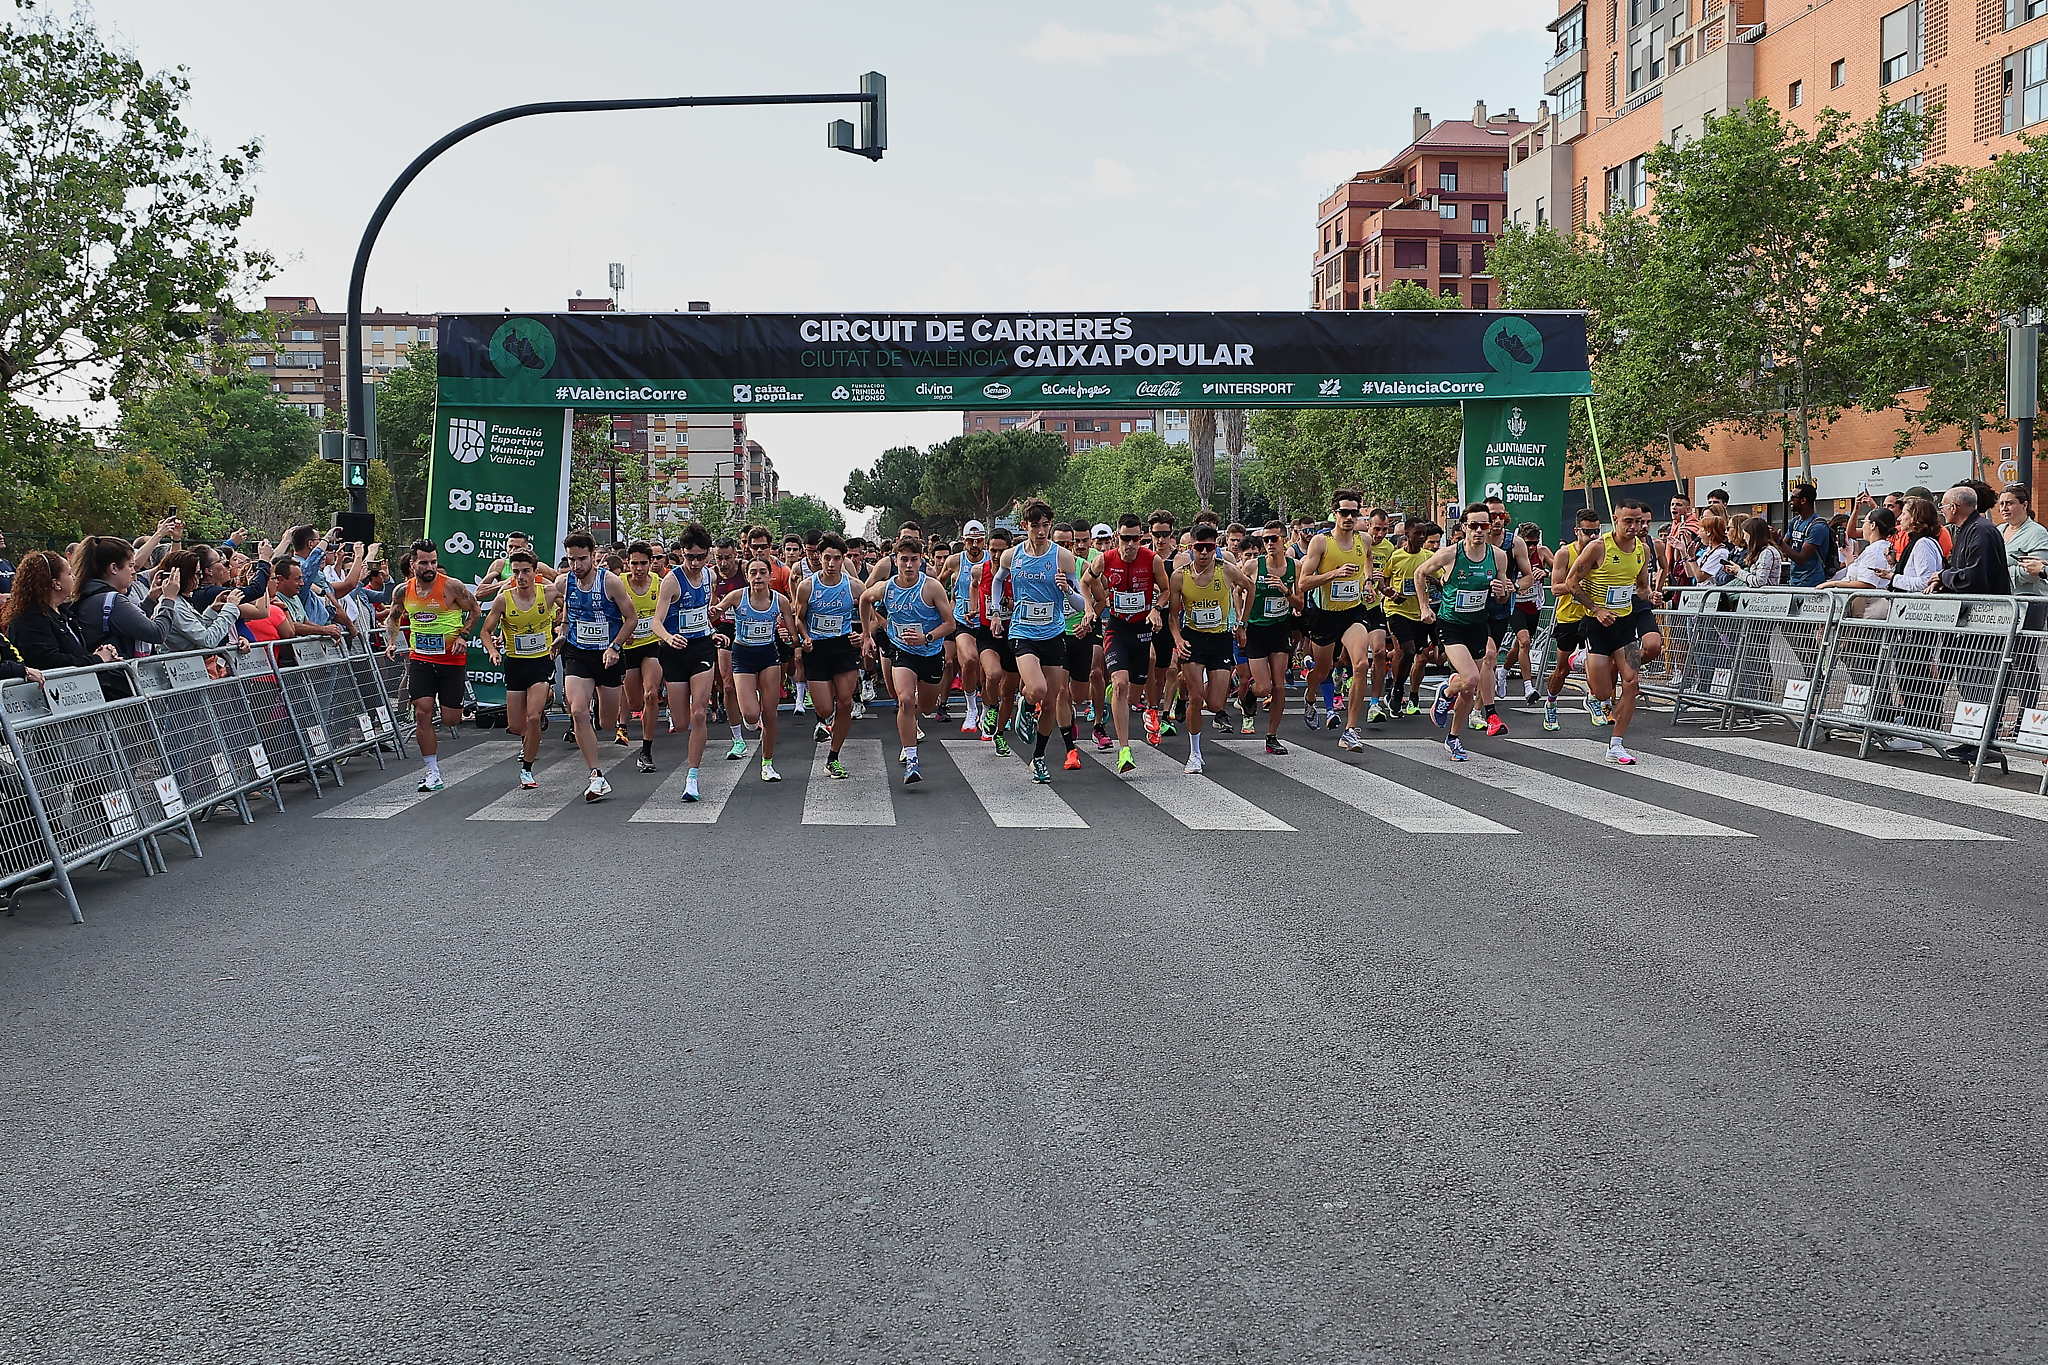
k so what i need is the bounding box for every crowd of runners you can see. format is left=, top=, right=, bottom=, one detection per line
left=384, top=490, right=1675, bottom=800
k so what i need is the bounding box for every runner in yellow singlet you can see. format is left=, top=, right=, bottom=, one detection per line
left=1297, top=490, right=1377, bottom=750
left=617, top=540, right=665, bottom=771
left=1542, top=506, right=1605, bottom=731
left=1555, top=498, right=1664, bottom=764
left=480, top=549, right=556, bottom=789
left=1165, top=524, right=1256, bottom=775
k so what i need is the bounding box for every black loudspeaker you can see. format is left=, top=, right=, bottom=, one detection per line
left=333, top=511, right=377, bottom=543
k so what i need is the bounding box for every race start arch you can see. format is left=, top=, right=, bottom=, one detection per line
left=424, top=305, right=1590, bottom=587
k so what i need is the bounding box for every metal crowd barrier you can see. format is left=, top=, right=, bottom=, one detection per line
left=0, top=634, right=409, bottom=923
left=1629, top=587, right=1840, bottom=737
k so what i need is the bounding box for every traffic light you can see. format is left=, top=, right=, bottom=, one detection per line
left=344, top=433, right=370, bottom=490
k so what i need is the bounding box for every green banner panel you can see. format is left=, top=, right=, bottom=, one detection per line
left=423, top=406, right=574, bottom=709
left=1461, top=398, right=1570, bottom=548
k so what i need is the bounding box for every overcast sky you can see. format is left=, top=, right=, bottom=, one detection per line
left=85, top=0, right=1551, bottom=517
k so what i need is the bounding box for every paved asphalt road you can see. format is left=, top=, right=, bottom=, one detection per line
left=3, top=694, right=2043, bottom=1364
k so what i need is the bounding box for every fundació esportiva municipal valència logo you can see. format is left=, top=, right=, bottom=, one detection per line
left=1482, top=316, right=1543, bottom=374
left=489, top=318, right=556, bottom=380
left=447, top=416, right=486, bottom=464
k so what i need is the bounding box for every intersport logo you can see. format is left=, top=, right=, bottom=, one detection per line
left=1134, top=380, right=1182, bottom=399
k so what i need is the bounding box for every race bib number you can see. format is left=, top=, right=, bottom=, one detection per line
left=1191, top=603, right=1224, bottom=629
left=739, top=619, right=775, bottom=645
left=572, top=618, right=610, bottom=648
left=1262, top=595, right=1290, bottom=618
left=678, top=606, right=709, bottom=633
left=513, top=632, right=547, bottom=655
left=631, top=618, right=654, bottom=642
left=1454, top=588, right=1488, bottom=614
left=811, top=613, right=846, bottom=636
left=413, top=632, right=446, bottom=655
left=1018, top=599, right=1057, bottom=627
left=1329, top=577, right=1362, bottom=602
left=1604, top=585, right=1634, bottom=608
left=1112, top=590, right=1149, bottom=613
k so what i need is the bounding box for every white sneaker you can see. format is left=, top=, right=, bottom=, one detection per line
left=794, top=692, right=809, bottom=714
left=1184, top=753, right=1204, bottom=775
left=852, top=700, right=868, bottom=720
left=859, top=677, right=876, bottom=702
left=761, top=760, right=781, bottom=782
left=1495, top=666, right=1508, bottom=697
left=1883, top=736, right=1927, bottom=752
left=584, top=771, right=611, bottom=802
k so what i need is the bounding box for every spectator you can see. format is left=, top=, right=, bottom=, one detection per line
left=1694, top=514, right=1734, bottom=584
left=3, top=551, right=117, bottom=671
left=1882, top=497, right=1948, bottom=748
left=1783, top=482, right=1831, bottom=587
left=1997, top=483, right=2048, bottom=723
left=189, top=545, right=236, bottom=612
left=270, top=558, right=346, bottom=641
left=1821, top=506, right=1898, bottom=593
left=1901, top=486, right=1955, bottom=557
left=0, top=529, right=15, bottom=594
left=1662, top=494, right=1703, bottom=590
left=151, top=549, right=249, bottom=654
left=1929, top=483, right=2011, bottom=595
left=1704, top=488, right=1732, bottom=523
left=1730, top=518, right=1785, bottom=587
left=70, top=536, right=166, bottom=658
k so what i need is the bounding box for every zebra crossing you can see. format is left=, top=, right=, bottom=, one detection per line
left=308, top=724, right=2030, bottom=843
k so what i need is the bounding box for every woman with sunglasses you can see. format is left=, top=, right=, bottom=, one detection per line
left=1238, top=521, right=1301, bottom=755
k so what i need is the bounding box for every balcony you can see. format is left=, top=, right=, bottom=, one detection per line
left=1545, top=46, right=1586, bottom=93
left=1373, top=207, right=1447, bottom=234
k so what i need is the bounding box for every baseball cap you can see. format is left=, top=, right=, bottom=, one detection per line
left=963, top=520, right=987, bottom=536
left=1091, top=523, right=1113, bottom=538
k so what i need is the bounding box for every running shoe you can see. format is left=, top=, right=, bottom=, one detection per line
left=613, top=723, right=629, bottom=746
left=795, top=691, right=810, bottom=715
left=1366, top=698, right=1389, bottom=724
left=1542, top=700, right=1560, bottom=732
left=900, top=746, right=912, bottom=764
left=682, top=771, right=701, bottom=802
left=1184, top=752, right=1204, bottom=775
left=1304, top=703, right=1323, bottom=731
left=761, top=759, right=781, bottom=782
left=1444, top=736, right=1470, bottom=762
left=859, top=677, right=876, bottom=702
left=1144, top=708, right=1162, bottom=745
left=1031, top=757, right=1051, bottom=783
left=1523, top=682, right=1540, bottom=703
left=933, top=701, right=950, bottom=723
left=916, top=725, right=926, bottom=742
left=1485, top=713, right=1508, bottom=737
left=726, top=736, right=747, bottom=760
left=852, top=700, right=868, bottom=721
left=1078, top=700, right=1094, bottom=725
left=1609, top=740, right=1636, bottom=765
left=903, top=756, right=922, bottom=785
left=1495, top=666, right=1508, bottom=699
left=813, top=720, right=830, bottom=743
left=417, top=774, right=445, bottom=794
left=1118, top=746, right=1136, bottom=774
left=636, top=752, right=657, bottom=773
left=979, top=707, right=999, bottom=739
left=585, top=771, right=611, bottom=802
left=1430, top=687, right=1454, bottom=730
left=1338, top=727, right=1365, bottom=752
left=826, top=755, right=849, bottom=779
left=1014, top=703, right=1037, bottom=746
left=563, top=726, right=579, bottom=745
left=1063, top=748, right=1082, bottom=770
left=1264, top=735, right=1288, bottom=755
left=1400, top=701, right=1422, bottom=717
left=960, top=710, right=977, bottom=734
left=1158, top=717, right=1177, bottom=738
left=993, top=734, right=1013, bottom=758
left=1592, top=699, right=1614, bottom=726
left=519, top=765, right=537, bottom=790
left=1241, top=708, right=1257, bottom=735
left=1094, top=727, right=1113, bottom=751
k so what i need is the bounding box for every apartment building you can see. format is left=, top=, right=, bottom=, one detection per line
left=1508, top=0, right=2048, bottom=515
left=252, top=296, right=436, bottom=424
left=1311, top=103, right=1530, bottom=312
left=962, top=409, right=1156, bottom=453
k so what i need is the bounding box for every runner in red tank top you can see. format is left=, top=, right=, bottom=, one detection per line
left=1090, top=513, right=1171, bottom=773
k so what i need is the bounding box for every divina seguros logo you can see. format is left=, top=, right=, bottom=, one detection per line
left=488, top=318, right=556, bottom=380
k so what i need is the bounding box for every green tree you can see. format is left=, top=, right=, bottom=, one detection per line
left=1044, top=430, right=1199, bottom=528
left=371, top=352, right=437, bottom=534
left=47, top=452, right=190, bottom=539
left=914, top=428, right=1070, bottom=532
left=567, top=413, right=655, bottom=540
left=844, top=443, right=928, bottom=536
left=114, top=372, right=318, bottom=487
left=277, top=456, right=395, bottom=538
left=761, top=492, right=845, bottom=539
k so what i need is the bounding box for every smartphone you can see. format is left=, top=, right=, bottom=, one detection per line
left=166, top=505, right=178, bottom=518
left=1857, top=481, right=1868, bottom=496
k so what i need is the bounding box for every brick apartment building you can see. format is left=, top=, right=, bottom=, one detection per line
left=1311, top=103, right=1531, bottom=312
left=962, top=409, right=1158, bottom=453
left=1507, top=0, right=2048, bottom=517
left=252, top=296, right=436, bottom=425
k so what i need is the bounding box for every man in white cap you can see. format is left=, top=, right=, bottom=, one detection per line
left=938, top=521, right=993, bottom=736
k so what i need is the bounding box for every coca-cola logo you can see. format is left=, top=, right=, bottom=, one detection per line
left=1135, top=380, right=1183, bottom=399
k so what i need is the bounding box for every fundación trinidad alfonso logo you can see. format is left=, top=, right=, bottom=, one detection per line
left=1482, top=316, right=1543, bottom=374
left=489, top=317, right=556, bottom=380
left=1507, top=406, right=1527, bottom=439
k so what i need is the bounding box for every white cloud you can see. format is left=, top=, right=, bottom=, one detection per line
left=1298, top=147, right=1391, bottom=184
left=1022, top=1, right=1331, bottom=66
left=1092, top=157, right=1139, bottom=196
left=1332, top=0, right=1549, bottom=53
left=1020, top=20, right=1178, bottom=65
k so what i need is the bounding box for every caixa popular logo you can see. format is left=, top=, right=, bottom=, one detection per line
left=732, top=384, right=753, bottom=402
left=1134, top=380, right=1182, bottom=399
left=915, top=382, right=954, bottom=399
left=981, top=382, right=1012, bottom=400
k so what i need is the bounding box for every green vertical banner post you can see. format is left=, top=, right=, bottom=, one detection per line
left=1460, top=398, right=1570, bottom=549
left=424, top=406, right=575, bottom=710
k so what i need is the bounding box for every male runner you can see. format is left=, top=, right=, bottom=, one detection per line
left=794, top=533, right=863, bottom=778
left=1542, top=508, right=1604, bottom=730
left=939, top=521, right=991, bottom=737
left=1239, top=520, right=1300, bottom=754
left=649, top=523, right=721, bottom=802
left=616, top=540, right=665, bottom=768
left=1415, top=507, right=1512, bottom=762
left=973, top=526, right=1021, bottom=758
left=385, top=539, right=478, bottom=793
left=548, top=531, right=640, bottom=801
left=860, top=533, right=959, bottom=786
left=1167, top=523, right=1256, bottom=774
left=1143, top=510, right=1180, bottom=740
left=1093, top=512, right=1170, bottom=774
left=479, top=549, right=555, bottom=790
left=1297, top=491, right=1377, bottom=751
left=1356, top=509, right=1399, bottom=723
left=1554, top=497, right=1663, bottom=764
left=993, top=498, right=1091, bottom=783
left=1381, top=521, right=1438, bottom=717
left=475, top=530, right=559, bottom=601
left=709, top=536, right=749, bottom=756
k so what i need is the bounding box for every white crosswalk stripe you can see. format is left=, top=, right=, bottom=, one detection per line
left=1519, top=738, right=2007, bottom=842
left=1364, top=738, right=1752, bottom=837
left=1678, top=735, right=2048, bottom=826
left=629, top=739, right=759, bottom=823
left=313, top=743, right=520, bottom=819
left=941, top=741, right=1088, bottom=828
left=466, top=751, right=604, bottom=821
left=802, top=740, right=894, bottom=825
left=1240, top=742, right=1516, bottom=834
left=1080, top=738, right=1293, bottom=831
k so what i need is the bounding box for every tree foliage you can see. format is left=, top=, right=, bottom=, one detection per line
left=844, top=443, right=928, bottom=536
left=914, top=428, right=1070, bottom=534
left=278, top=456, right=395, bottom=538
left=114, top=372, right=317, bottom=487
left=372, top=351, right=437, bottom=534
left=758, top=492, right=845, bottom=539
left=1044, top=430, right=1202, bottom=528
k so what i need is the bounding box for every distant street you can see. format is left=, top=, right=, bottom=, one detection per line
left=3, top=699, right=2043, bottom=1364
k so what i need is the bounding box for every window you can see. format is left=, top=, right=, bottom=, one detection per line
left=1120, top=421, right=1131, bottom=433
left=1557, top=73, right=1585, bottom=118
left=1135, top=418, right=1153, bottom=431
left=1393, top=239, right=1428, bottom=268
left=2006, top=39, right=2048, bottom=131
left=247, top=355, right=267, bottom=367
left=1439, top=162, right=1458, bottom=191
left=1790, top=79, right=1804, bottom=107
left=1536, top=196, right=1548, bottom=226
left=1891, top=93, right=1927, bottom=166
left=1881, top=2, right=1923, bottom=84
left=1649, top=25, right=1665, bottom=80
left=1554, top=6, right=1585, bottom=56
left=1472, top=244, right=1488, bottom=274
left=1472, top=283, right=1490, bottom=309
left=370, top=328, right=385, bottom=343
left=1605, top=155, right=1648, bottom=210
left=1472, top=205, right=1491, bottom=233
left=290, top=330, right=315, bottom=342
left=1442, top=244, right=1462, bottom=275
left=2011, top=0, right=2048, bottom=27
left=1832, top=58, right=1847, bottom=87
left=1629, top=37, right=1646, bottom=91
left=1440, top=200, right=1459, bottom=220
left=1440, top=282, right=1461, bottom=299
left=1053, top=421, right=1068, bottom=431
